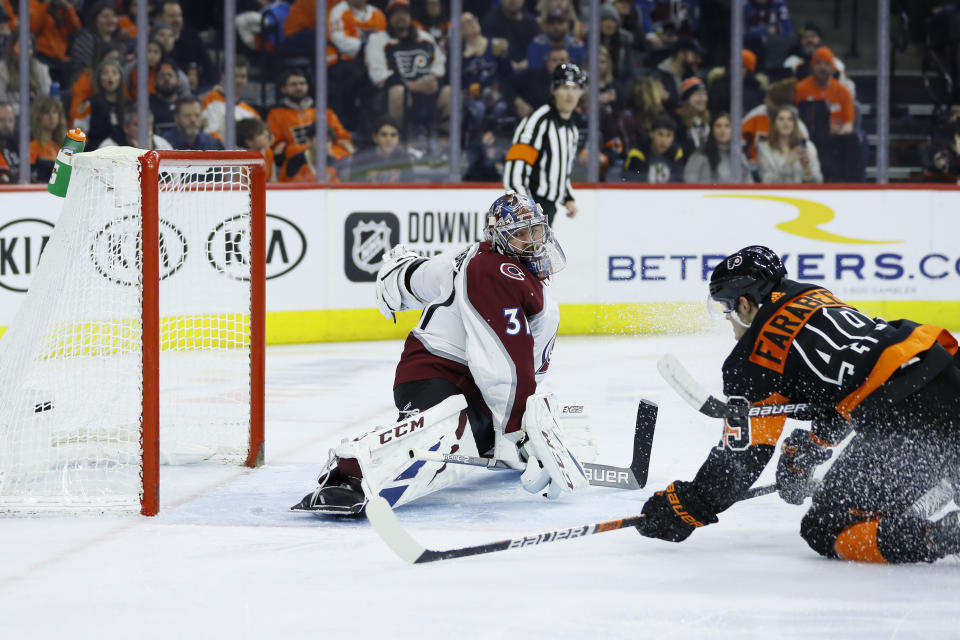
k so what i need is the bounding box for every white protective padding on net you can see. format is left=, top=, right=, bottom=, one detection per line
left=0, top=147, right=254, bottom=512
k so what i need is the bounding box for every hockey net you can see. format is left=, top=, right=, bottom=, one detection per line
left=0, top=148, right=265, bottom=515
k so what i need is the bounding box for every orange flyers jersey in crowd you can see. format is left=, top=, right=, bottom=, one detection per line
left=328, top=0, right=386, bottom=61
left=29, top=0, right=82, bottom=61
left=795, top=76, right=854, bottom=127
left=29, top=139, right=58, bottom=163
left=267, top=106, right=353, bottom=161
left=267, top=104, right=316, bottom=161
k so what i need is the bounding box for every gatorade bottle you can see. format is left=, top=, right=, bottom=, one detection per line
left=47, top=128, right=86, bottom=198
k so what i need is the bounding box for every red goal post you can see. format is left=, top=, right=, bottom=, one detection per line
left=139, top=150, right=266, bottom=516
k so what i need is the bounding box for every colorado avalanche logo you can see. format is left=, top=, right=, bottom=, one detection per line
left=500, top=263, right=525, bottom=281
left=351, top=220, right=393, bottom=274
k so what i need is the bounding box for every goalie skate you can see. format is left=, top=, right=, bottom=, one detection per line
left=291, top=453, right=367, bottom=516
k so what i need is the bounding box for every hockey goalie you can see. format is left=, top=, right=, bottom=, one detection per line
left=292, top=192, right=593, bottom=516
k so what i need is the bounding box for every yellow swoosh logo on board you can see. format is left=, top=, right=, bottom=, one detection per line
left=705, top=194, right=900, bottom=244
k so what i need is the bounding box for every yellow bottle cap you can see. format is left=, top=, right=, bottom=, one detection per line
left=67, top=128, right=87, bottom=142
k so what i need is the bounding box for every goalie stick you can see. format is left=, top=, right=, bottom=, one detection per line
left=363, top=479, right=780, bottom=564
left=407, top=399, right=658, bottom=490
left=657, top=354, right=820, bottom=420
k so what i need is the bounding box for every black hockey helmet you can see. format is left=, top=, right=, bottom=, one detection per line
left=551, top=63, right=587, bottom=91
left=709, top=245, right=786, bottom=312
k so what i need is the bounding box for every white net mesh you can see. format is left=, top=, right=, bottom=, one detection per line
left=0, top=147, right=256, bottom=512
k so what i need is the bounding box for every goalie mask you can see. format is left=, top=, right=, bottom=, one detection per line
left=485, top=192, right=566, bottom=280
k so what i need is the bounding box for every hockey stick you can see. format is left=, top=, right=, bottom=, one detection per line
left=363, top=478, right=781, bottom=564
left=407, top=399, right=658, bottom=490
left=657, top=355, right=819, bottom=420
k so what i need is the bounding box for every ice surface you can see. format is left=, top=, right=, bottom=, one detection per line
left=0, top=333, right=957, bottom=639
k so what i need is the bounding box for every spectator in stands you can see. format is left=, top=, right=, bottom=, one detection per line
left=461, top=11, right=511, bottom=141
left=0, top=35, right=52, bottom=114
left=0, top=0, right=16, bottom=38
left=414, top=0, right=449, bottom=51
left=69, top=1, right=131, bottom=79
left=150, top=20, right=176, bottom=58
left=652, top=37, right=703, bottom=107
left=622, top=112, right=685, bottom=183
left=683, top=112, right=753, bottom=183
left=0, top=100, right=18, bottom=182
left=156, top=0, right=217, bottom=91
left=508, top=45, right=569, bottom=118
left=69, top=42, right=121, bottom=127
left=125, top=38, right=187, bottom=100
left=29, top=0, right=82, bottom=85
left=100, top=106, right=172, bottom=150
left=84, top=58, right=127, bottom=150
left=327, top=0, right=387, bottom=132
left=706, top=48, right=766, bottom=114
left=115, top=0, right=138, bottom=38
left=636, top=0, right=699, bottom=50
left=756, top=104, right=822, bottom=183
left=741, top=76, right=806, bottom=161
left=612, top=0, right=643, bottom=46
left=164, top=95, right=224, bottom=151
left=366, top=0, right=449, bottom=141
left=590, top=44, right=627, bottom=176
left=622, top=74, right=671, bottom=149
left=599, top=2, right=635, bottom=81
left=237, top=117, right=274, bottom=181
left=526, top=7, right=584, bottom=69
left=148, top=62, right=181, bottom=136
left=29, top=94, right=65, bottom=182
left=281, top=0, right=319, bottom=56
left=235, top=0, right=290, bottom=53
left=675, top=76, right=710, bottom=154
left=481, top=0, right=539, bottom=72
left=347, top=115, right=416, bottom=182
left=201, top=56, right=261, bottom=142
left=277, top=129, right=326, bottom=182
left=783, top=23, right=855, bottom=98
left=267, top=70, right=316, bottom=164
left=463, top=129, right=506, bottom=182
left=744, top=0, right=793, bottom=54
left=795, top=45, right=860, bottom=181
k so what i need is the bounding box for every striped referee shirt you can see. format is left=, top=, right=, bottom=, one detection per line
left=503, top=104, right=578, bottom=207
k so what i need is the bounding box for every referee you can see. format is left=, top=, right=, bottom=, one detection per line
left=503, top=63, right=586, bottom=225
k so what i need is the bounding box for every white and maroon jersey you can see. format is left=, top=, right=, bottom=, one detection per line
left=394, top=242, right=560, bottom=435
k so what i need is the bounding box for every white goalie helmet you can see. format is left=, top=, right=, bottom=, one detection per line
left=485, top=192, right=566, bottom=280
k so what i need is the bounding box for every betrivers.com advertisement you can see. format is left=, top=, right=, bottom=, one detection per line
left=0, top=187, right=956, bottom=335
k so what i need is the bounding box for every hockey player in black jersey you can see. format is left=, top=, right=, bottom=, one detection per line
left=637, top=245, right=960, bottom=563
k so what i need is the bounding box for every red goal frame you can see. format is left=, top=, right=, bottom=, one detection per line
left=138, top=151, right=266, bottom=516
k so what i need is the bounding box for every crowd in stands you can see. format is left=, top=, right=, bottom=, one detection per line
left=0, top=0, right=875, bottom=184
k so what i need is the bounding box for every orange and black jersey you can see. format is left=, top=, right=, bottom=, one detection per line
left=691, top=279, right=958, bottom=512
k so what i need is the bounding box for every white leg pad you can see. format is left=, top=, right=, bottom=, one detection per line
left=334, top=395, right=479, bottom=508
left=556, top=401, right=599, bottom=463
left=492, top=398, right=599, bottom=466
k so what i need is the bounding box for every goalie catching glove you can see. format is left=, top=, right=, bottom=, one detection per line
left=776, top=428, right=832, bottom=505
left=516, top=393, right=589, bottom=500
left=375, top=244, right=426, bottom=321
left=635, top=481, right=718, bottom=542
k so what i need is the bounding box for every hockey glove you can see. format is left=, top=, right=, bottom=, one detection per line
left=635, top=481, right=718, bottom=543
left=776, top=428, right=832, bottom=505
left=375, top=244, right=424, bottom=321
left=518, top=393, right=588, bottom=500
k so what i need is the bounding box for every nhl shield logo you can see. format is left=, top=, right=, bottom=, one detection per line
left=344, top=212, right=400, bottom=282
left=352, top=220, right=392, bottom=274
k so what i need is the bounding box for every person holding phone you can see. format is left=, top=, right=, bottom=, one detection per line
left=757, top=104, right=822, bottom=183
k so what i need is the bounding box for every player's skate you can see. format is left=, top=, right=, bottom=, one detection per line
left=290, top=451, right=367, bottom=516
